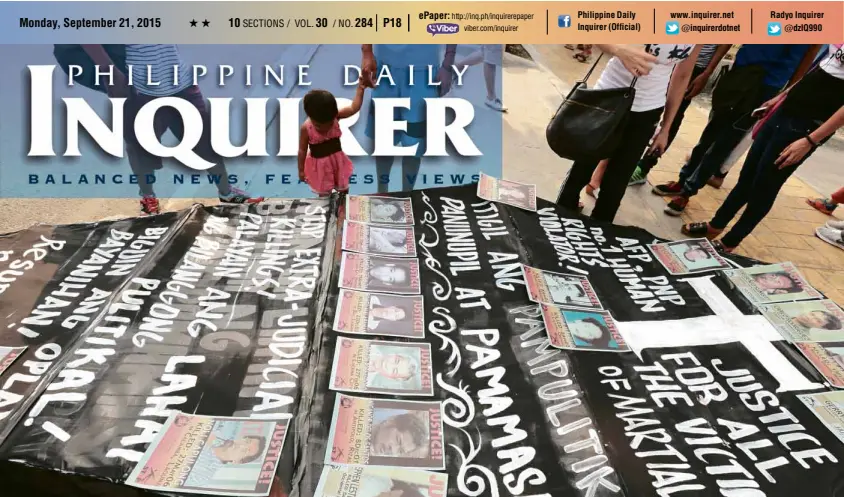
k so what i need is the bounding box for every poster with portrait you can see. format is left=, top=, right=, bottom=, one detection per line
left=329, top=337, right=434, bottom=396
left=325, top=395, right=445, bottom=470
left=125, top=413, right=289, bottom=496
left=333, top=290, right=425, bottom=339
left=0, top=346, right=26, bottom=377
left=342, top=221, right=417, bottom=258
left=476, top=172, right=537, bottom=211
left=521, top=264, right=603, bottom=310
left=796, top=341, right=844, bottom=388
left=540, top=304, right=629, bottom=352
left=724, top=262, right=821, bottom=304
left=314, top=465, right=448, bottom=497
left=648, top=238, right=731, bottom=275
left=759, top=300, right=844, bottom=342
left=798, top=391, right=844, bottom=446
left=346, top=196, right=414, bottom=225
left=339, top=253, right=421, bottom=295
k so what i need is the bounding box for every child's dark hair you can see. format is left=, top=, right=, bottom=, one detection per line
left=303, top=89, right=339, bottom=123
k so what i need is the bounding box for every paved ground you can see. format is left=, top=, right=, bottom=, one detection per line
left=520, top=45, right=844, bottom=305
left=2, top=44, right=842, bottom=305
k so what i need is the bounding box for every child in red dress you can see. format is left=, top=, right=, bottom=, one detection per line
left=298, top=82, right=367, bottom=197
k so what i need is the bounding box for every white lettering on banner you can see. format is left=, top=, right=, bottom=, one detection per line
left=618, top=276, right=821, bottom=392
left=439, top=197, right=482, bottom=276
left=0, top=235, right=66, bottom=295
left=471, top=201, right=510, bottom=241
left=27, top=65, right=481, bottom=171
left=513, top=305, right=622, bottom=497
left=597, top=351, right=838, bottom=496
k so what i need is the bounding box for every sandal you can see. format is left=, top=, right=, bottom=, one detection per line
left=711, top=239, right=735, bottom=254
left=681, top=222, right=723, bottom=240
left=574, top=52, right=592, bottom=63
left=565, top=44, right=576, bottom=50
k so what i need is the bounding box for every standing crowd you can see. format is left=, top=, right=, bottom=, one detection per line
left=554, top=43, right=844, bottom=253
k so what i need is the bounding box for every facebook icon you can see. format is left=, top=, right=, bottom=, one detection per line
left=558, top=14, right=571, bottom=28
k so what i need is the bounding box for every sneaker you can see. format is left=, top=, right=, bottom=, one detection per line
left=628, top=167, right=647, bottom=186
left=681, top=221, right=723, bottom=240
left=707, top=176, right=724, bottom=189
left=485, top=98, right=507, bottom=112
left=140, top=195, right=161, bottom=216
left=816, top=226, right=844, bottom=250
left=652, top=181, right=683, bottom=196
left=665, top=195, right=689, bottom=216
left=827, top=219, right=844, bottom=230
left=807, top=197, right=837, bottom=215
left=219, top=187, right=265, bottom=204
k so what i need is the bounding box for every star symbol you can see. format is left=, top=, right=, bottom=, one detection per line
left=202, top=19, right=210, bottom=27
left=190, top=19, right=197, bottom=27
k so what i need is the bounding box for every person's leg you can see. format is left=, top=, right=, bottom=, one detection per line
left=482, top=46, right=506, bottom=111
left=375, top=156, right=396, bottom=193
left=365, top=64, right=400, bottom=192
left=456, top=51, right=484, bottom=67
left=401, top=157, right=422, bottom=191
left=720, top=114, right=818, bottom=248
left=708, top=117, right=780, bottom=231
left=123, top=92, right=166, bottom=213
left=679, top=109, right=750, bottom=197
left=555, top=159, right=599, bottom=212
left=634, top=94, right=695, bottom=181
left=585, top=159, right=608, bottom=197
left=653, top=104, right=733, bottom=195
left=591, top=108, right=663, bottom=222
left=832, top=186, right=844, bottom=205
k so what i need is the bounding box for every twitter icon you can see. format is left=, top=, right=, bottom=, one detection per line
left=665, top=20, right=680, bottom=35
left=768, top=22, right=782, bottom=36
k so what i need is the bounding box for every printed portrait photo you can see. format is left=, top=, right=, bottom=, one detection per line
left=544, top=273, right=592, bottom=307
left=667, top=241, right=719, bottom=271
left=369, top=408, right=430, bottom=460
left=366, top=294, right=418, bottom=336
left=184, top=421, right=271, bottom=492
left=367, top=259, right=418, bottom=293
left=367, top=344, right=422, bottom=391
left=368, top=226, right=412, bottom=256
left=562, top=310, right=620, bottom=350
left=752, top=270, right=805, bottom=296
left=370, top=198, right=410, bottom=224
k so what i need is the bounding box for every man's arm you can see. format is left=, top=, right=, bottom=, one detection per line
left=685, top=45, right=732, bottom=99
left=787, top=44, right=824, bottom=87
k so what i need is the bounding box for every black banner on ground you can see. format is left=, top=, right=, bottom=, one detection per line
left=0, top=185, right=838, bottom=497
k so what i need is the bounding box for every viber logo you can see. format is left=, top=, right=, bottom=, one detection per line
left=426, top=23, right=459, bottom=35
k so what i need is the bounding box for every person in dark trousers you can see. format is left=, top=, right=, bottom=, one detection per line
left=556, top=44, right=701, bottom=224
left=681, top=45, right=844, bottom=252
left=628, top=44, right=731, bottom=185
left=653, top=44, right=823, bottom=216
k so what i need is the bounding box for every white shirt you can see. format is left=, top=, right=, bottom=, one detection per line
left=374, top=45, right=441, bottom=69
left=819, top=44, right=844, bottom=80
left=595, top=44, right=696, bottom=112
left=125, top=44, right=193, bottom=96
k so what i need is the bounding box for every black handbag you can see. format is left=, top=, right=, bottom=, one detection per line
left=53, top=45, right=127, bottom=94
left=546, top=54, right=638, bottom=162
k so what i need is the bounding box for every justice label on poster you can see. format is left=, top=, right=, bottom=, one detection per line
left=333, top=290, right=425, bottom=338
left=325, top=394, right=445, bottom=470
left=522, top=264, right=603, bottom=309
left=799, top=391, right=844, bottom=446
left=339, top=252, right=422, bottom=295
left=648, top=238, right=731, bottom=275
left=540, top=304, right=628, bottom=352
left=724, top=262, right=821, bottom=304
left=759, top=300, right=844, bottom=342
left=329, top=337, right=434, bottom=396
left=346, top=196, right=414, bottom=225
left=342, top=221, right=417, bottom=258
left=125, top=413, right=289, bottom=497
left=314, top=465, right=448, bottom=497
left=797, top=342, right=844, bottom=388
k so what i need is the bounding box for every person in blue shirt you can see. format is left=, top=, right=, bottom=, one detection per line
left=653, top=44, right=822, bottom=215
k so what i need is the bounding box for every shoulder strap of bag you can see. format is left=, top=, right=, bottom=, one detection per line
left=576, top=52, right=639, bottom=89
